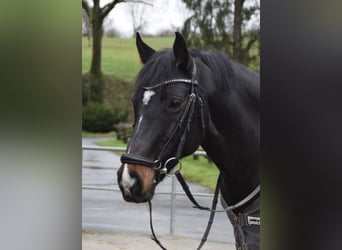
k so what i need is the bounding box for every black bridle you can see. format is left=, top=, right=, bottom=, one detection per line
left=120, top=60, right=206, bottom=180
left=120, top=60, right=260, bottom=250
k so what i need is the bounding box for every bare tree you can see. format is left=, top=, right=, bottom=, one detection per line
left=129, top=1, right=150, bottom=34
left=232, top=0, right=260, bottom=64
left=82, top=0, right=127, bottom=77
left=82, top=8, right=91, bottom=46
left=82, top=0, right=152, bottom=76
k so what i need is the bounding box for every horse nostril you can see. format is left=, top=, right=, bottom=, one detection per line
left=130, top=176, right=142, bottom=197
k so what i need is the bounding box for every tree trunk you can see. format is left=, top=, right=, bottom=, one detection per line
left=90, top=22, right=103, bottom=76
left=82, top=0, right=123, bottom=104
left=233, top=0, right=244, bottom=62
left=90, top=2, right=103, bottom=77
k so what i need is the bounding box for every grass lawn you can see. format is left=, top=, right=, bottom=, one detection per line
left=94, top=139, right=219, bottom=191
left=82, top=36, right=259, bottom=82
left=180, top=156, right=219, bottom=191
left=95, top=138, right=127, bottom=148
left=82, top=130, right=116, bottom=138
left=82, top=37, right=174, bottom=81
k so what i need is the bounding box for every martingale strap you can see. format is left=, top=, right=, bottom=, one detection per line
left=176, top=171, right=260, bottom=250
left=177, top=170, right=260, bottom=213
left=148, top=171, right=260, bottom=250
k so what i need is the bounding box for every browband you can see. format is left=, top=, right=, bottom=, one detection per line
left=143, top=79, right=198, bottom=90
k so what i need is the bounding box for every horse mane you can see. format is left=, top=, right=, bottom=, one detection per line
left=190, top=49, right=259, bottom=106
left=135, top=48, right=259, bottom=110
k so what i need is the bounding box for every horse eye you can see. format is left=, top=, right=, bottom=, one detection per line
left=168, top=99, right=183, bottom=111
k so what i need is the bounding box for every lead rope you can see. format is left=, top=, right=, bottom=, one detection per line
left=148, top=200, right=167, bottom=250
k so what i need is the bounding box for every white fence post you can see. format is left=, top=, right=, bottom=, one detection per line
left=169, top=174, right=176, bottom=234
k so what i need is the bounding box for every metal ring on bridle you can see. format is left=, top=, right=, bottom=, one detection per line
left=164, top=157, right=182, bottom=177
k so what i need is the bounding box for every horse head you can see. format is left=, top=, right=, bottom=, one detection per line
left=117, top=33, right=209, bottom=203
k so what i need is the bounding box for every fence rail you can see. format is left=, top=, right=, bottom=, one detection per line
left=82, top=185, right=215, bottom=197
left=82, top=144, right=214, bottom=234
left=82, top=144, right=207, bottom=156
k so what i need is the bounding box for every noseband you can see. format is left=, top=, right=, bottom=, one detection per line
left=120, top=61, right=206, bottom=180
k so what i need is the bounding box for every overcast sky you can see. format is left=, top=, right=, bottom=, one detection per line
left=95, top=0, right=259, bottom=38
left=103, top=0, right=189, bottom=37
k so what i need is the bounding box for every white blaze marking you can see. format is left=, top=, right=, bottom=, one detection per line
left=121, top=164, right=136, bottom=195
left=136, top=115, right=143, bottom=132
left=143, top=90, right=156, bottom=105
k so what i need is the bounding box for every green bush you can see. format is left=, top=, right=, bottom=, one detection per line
left=82, top=74, right=104, bottom=105
left=82, top=73, right=134, bottom=123
left=82, top=102, right=118, bottom=132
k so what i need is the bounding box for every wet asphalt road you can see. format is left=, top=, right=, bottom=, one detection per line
left=82, top=137, right=234, bottom=244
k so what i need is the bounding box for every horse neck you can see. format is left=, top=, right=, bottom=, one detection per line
left=201, top=75, right=259, bottom=210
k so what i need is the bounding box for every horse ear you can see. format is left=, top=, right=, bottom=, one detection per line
left=136, top=32, right=156, bottom=64
left=173, top=32, right=190, bottom=72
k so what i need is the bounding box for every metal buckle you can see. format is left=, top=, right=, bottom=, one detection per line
left=153, top=160, right=162, bottom=170
left=189, top=93, right=196, bottom=101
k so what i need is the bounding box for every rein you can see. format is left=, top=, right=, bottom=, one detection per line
left=147, top=172, right=260, bottom=250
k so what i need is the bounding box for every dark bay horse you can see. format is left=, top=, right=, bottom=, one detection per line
left=117, top=32, right=260, bottom=250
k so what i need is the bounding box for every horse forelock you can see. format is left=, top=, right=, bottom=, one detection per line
left=135, top=49, right=175, bottom=89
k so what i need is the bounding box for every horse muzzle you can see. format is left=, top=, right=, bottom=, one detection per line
left=117, top=162, right=157, bottom=203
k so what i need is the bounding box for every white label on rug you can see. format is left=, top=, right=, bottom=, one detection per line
left=247, top=216, right=260, bottom=226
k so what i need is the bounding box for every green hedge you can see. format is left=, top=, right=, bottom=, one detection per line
left=82, top=73, right=134, bottom=132
left=82, top=102, right=118, bottom=132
